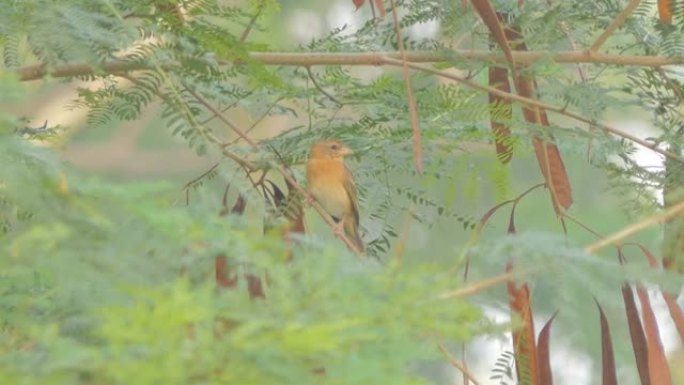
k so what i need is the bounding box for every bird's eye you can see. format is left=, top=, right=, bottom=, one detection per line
left=330, top=144, right=339, bottom=150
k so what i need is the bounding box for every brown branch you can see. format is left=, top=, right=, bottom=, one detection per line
left=469, top=1, right=518, bottom=80
left=199, top=88, right=256, bottom=126
left=228, top=97, right=285, bottom=146
left=221, top=148, right=257, bottom=171
left=381, top=57, right=684, bottom=164
left=248, top=50, right=684, bottom=66
left=439, top=271, right=516, bottom=299
left=585, top=200, right=684, bottom=254
left=183, top=85, right=258, bottom=147
left=562, top=32, right=588, bottom=81
left=547, top=2, right=594, bottom=158
left=389, top=0, right=423, bottom=174
left=118, top=73, right=241, bottom=160
left=590, top=0, right=642, bottom=52
left=238, top=3, right=265, bottom=45
left=437, top=343, right=481, bottom=385
left=15, top=50, right=684, bottom=81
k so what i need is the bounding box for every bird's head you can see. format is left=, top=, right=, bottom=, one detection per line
left=309, top=139, right=352, bottom=160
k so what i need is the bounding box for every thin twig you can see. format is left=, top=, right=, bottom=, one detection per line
left=585, top=200, right=684, bottom=254
left=590, top=0, right=642, bottom=52
left=389, top=0, right=423, bottom=174
left=238, top=3, right=265, bottom=45
left=306, top=66, right=342, bottom=105
left=221, top=147, right=258, bottom=171
left=656, top=67, right=684, bottom=105
left=562, top=212, right=605, bottom=240
left=199, top=103, right=239, bottom=126
left=437, top=343, right=481, bottom=385
left=184, top=85, right=259, bottom=147
left=461, top=344, right=470, bottom=385
left=183, top=162, right=219, bottom=191
left=450, top=183, right=546, bottom=274
left=227, top=97, right=285, bottom=146
left=381, top=57, right=684, bottom=164
left=439, top=271, right=516, bottom=299
left=199, top=88, right=256, bottom=126
left=119, top=73, right=247, bottom=170
left=221, top=97, right=286, bottom=151
left=545, top=0, right=594, bottom=159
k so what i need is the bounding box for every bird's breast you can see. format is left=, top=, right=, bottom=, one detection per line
left=307, top=159, right=350, bottom=219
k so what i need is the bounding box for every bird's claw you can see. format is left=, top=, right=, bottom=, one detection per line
left=332, top=222, right=344, bottom=237
left=305, top=194, right=316, bottom=207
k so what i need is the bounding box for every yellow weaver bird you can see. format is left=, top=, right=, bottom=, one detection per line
left=306, top=139, right=364, bottom=253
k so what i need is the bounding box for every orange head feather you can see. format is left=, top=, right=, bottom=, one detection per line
left=309, top=139, right=353, bottom=160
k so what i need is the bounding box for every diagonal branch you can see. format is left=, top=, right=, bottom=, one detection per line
left=590, top=0, right=642, bottom=52
left=117, top=73, right=254, bottom=170
left=305, top=66, right=342, bottom=105
left=469, top=0, right=518, bottom=79
left=183, top=85, right=259, bottom=147
left=380, top=57, right=684, bottom=164
left=238, top=2, right=265, bottom=45
left=389, top=0, right=423, bottom=174
left=585, top=199, right=684, bottom=254
left=183, top=162, right=219, bottom=192
left=229, top=97, right=285, bottom=145
left=439, top=271, right=516, bottom=299
left=438, top=343, right=481, bottom=385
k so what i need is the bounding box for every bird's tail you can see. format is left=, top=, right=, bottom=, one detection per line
left=344, top=216, right=364, bottom=253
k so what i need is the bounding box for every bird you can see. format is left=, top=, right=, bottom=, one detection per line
left=306, top=139, right=364, bottom=253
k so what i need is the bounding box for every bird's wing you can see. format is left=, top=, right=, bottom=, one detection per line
left=343, top=165, right=360, bottom=228
left=342, top=165, right=364, bottom=252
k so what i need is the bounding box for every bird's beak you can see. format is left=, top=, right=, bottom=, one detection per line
left=340, top=146, right=353, bottom=156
